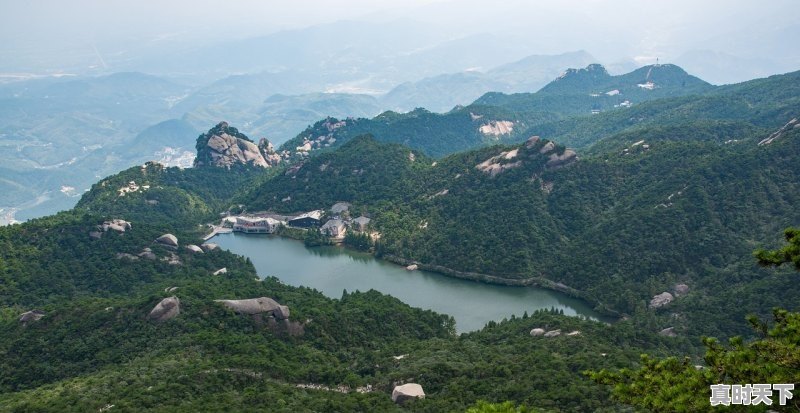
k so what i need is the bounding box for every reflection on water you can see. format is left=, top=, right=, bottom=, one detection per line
left=214, top=232, right=609, bottom=333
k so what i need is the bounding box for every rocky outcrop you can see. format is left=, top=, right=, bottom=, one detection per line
left=479, top=120, right=514, bottom=137
left=156, top=234, right=178, bottom=247
left=215, top=297, right=290, bottom=319
left=194, top=122, right=271, bottom=169
left=659, top=327, right=677, bottom=337
left=406, top=264, right=418, bottom=271
left=649, top=292, right=674, bottom=309
left=89, top=231, right=103, bottom=240
left=201, top=243, right=219, bottom=252
left=186, top=244, right=203, bottom=254
left=525, top=136, right=541, bottom=148
left=567, top=330, right=581, bottom=336
left=19, top=310, right=45, bottom=325
left=529, top=328, right=546, bottom=336
left=102, top=219, right=132, bottom=233
left=116, top=252, right=139, bottom=260
left=543, top=329, right=562, bottom=337
left=138, top=248, right=156, bottom=260
left=258, top=138, right=282, bottom=167
left=213, top=268, right=228, bottom=275
left=476, top=149, right=523, bottom=177
left=148, top=296, right=180, bottom=321
left=392, top=383, right=425, bottom=404
left=539, top=141, right=555, bottom=154
left=545, top=149, right=578, bottom=169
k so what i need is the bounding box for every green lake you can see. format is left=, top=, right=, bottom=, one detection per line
left=214, top=233, right=608, bottom=332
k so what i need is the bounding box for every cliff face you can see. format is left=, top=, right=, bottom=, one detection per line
left=194, top=122, right=280, bottom=168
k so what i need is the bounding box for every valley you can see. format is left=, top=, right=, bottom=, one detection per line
left=2, top=7, right=800, bottom=409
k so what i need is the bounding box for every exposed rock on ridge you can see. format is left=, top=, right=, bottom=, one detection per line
left=194, top=121, right=280, bottom=168
left=215, top=297, right=290, bottom=319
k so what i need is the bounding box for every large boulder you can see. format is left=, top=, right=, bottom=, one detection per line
left=156, top=233, right=178, bottom=247
left=186, top=244, right=204, bottom=254
left=138, top=248, right=156, bottom=260
left=392, top=383, right=425, bottom=404
left=201, top=243, right=219, bottom=252
left=148, top=296, right=180, bottom=321
left=215, top=297, right=289, bottom=319
left=543, top=329, right=562, bottom=337
left=529, top=328, right=546, bottom=337
left=649, top=292, right=674, bottom=309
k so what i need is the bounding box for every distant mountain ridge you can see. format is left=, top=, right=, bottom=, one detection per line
left=278, top=63, right=726, bottom=159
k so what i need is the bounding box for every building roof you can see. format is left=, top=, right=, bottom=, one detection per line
left=236, top=216, right=280, bottom=224
left=321, top=219, right=345, bottom=230
left=353, top=216, right=371, bottom=226
left=330, top=202, right=351, bottom=214
left=291, top=210, right=323, bottom=221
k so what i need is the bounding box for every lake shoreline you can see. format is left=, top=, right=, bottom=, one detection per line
left=379, top=253, right=620, bottom=319
left=211, top=231, right=619, bottom=326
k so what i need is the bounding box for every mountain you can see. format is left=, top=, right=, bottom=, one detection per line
left=193, top=122, right=281, bottom=169
left=0, top=72, right=194, bottom=222
left=250, top=114, right=800, bottom=340
left=381, top=51, right=598, bottom=112
left=248, top=93, right=383, bottom=145
left=279, top=64, right=718, bottom=159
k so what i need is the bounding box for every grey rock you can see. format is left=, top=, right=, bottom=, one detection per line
left=156, top=233, right=178, bottom=247
left=19, top=310, right=45, bottom=325
left=89, top=231, right=103, bottom=240
left=215, top=297, right=289, bottom=318
left=673, top=283, right=689, bottom=296
left=392, top=383, right=425, bottom=404
left=200, top=243, right=219, bottom=252
left=544, top=329, right=562, bottom=337
left=539, top=141, right=555, bottom=154
left=116, top=252, right=139, bottom=260
left=102, top=219, right=132, bottom=233
left=138, top=248, right=157, bottom=260
left=545, top=149, right=578, bottom=169
left=525, top=136, right=541, bottom=148
left=649, top=292, right=674, bottom=309
left=186, top=244, right=204, bottom=254
left=148, top=296, right=180, bottom=321
left=213, top=267, right=228, bottom=275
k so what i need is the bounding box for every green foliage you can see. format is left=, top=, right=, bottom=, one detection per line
left=755, top=228, right=800, bottom=270
left=465, top=400, right=539, bottom=413
left=344, top=231, right=373, bottom=251
left=590, top=309, right=800, bottom=412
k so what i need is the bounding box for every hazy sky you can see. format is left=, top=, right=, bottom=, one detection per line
left=1, top=0, right=798, bottom=77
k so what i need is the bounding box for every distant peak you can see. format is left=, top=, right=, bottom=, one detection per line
left=556, top=63, right=609, bottom=80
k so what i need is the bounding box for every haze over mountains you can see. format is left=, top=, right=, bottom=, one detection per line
left=1, top=0, right=799, bottom=225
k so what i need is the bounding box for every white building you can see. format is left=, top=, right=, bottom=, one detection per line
left=233, top=217, right=280, bottom=234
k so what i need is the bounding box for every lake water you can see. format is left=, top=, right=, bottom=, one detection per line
left=214, top=233, right=608, bottom=333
